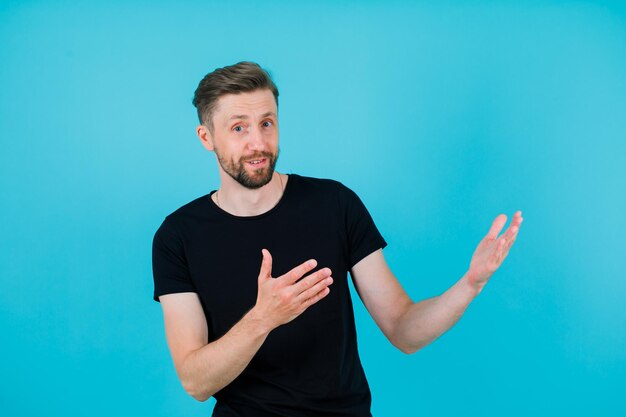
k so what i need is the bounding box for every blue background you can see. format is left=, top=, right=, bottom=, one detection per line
left=1, top=1, right=625, bottom=416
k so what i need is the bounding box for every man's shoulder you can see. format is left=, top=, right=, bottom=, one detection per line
left=291, top=173, right=346, bottom=193
left=170, top=193, right=211, bottom=216
left=158, top=193, right=212, bottom=232
left=293, top=173, right=363, bottom=200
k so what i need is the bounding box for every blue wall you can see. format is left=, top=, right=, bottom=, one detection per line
left=1, top=1, right=625, bottom=415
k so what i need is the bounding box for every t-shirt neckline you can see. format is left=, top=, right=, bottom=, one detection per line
left=206, top=173, right=295, bottom=221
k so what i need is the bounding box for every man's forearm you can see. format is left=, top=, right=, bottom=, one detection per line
left=179, top=308, right=272, bottom=402
left=393, top=272, right=483, bottom=354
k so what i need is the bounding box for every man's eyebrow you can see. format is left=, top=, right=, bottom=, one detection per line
left=227, top=112, right=277, bottom=121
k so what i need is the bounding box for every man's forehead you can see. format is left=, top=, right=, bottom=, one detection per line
left=215, top=90, right=277, bottom=120
left=226, top=111, right=277, bottom=121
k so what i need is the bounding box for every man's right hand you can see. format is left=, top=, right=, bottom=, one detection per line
left=250, top=248, right=333, bottom=331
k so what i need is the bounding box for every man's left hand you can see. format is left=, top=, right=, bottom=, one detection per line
left=467, top=211, right=524, bottom=290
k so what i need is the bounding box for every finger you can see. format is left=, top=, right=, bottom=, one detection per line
left=504, top=228, right=520, bottom=253
left=300, top=286, right=331, bottom=310
left=258, top=249, right=273, bottom=280
left=486, top=214, right=508, bottom=240
left=510, top=211, right=523, bottom=230
left=503, top=244, right=513, bottom=260
left=502, top=224, right=519, bottom=242
left=504, top=217, right=522, bottom=247
left=498, top=227, right=521, bottom=263
left=280, top=258, right=318, bottom=284
left=494, top=238, right=507, bottom=264
left=293, top=268, right=333, bottom=295
left=297, top=275, right=333, bottom=302
left=501, top=210, right=522, bottom=238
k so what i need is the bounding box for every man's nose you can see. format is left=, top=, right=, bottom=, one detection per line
left=247, top=126, right=265, bottom=150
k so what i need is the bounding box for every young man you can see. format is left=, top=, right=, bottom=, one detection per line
left=152, top=61, right=523, bottom=417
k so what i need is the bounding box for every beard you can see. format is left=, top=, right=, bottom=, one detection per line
left=215, top=147, right=280, bottom=189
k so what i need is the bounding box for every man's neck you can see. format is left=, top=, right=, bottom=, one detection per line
left=214, top=172, right=287, bottom=217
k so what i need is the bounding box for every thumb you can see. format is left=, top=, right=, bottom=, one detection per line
left=259, top=248, right=273, bottom=280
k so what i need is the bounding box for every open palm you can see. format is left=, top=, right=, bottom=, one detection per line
left=468, top=211, right=523, bottom=288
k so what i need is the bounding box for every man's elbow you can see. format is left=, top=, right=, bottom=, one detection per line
left=390, top=332, right=423, bottom=355
left=192, top=393, right=211, bottom=403
left=395, top=341, right=421, bottom=355
left=182, top=379, right=213, bottom=402
left=392, top=332, right=440, bottom=355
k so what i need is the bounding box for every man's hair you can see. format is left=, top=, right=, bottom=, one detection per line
left=192, top=61, right=279, bottom=134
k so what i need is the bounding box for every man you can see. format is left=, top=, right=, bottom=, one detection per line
left=152, top=61, right=523, bottom=417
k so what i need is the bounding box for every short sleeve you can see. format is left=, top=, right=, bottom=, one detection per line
left=151, top=218, right=197, bottom=302
left=339, top=184, right=388, bottom=269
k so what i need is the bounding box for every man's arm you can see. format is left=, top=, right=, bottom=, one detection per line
left=350, top=211, right=523, bottom=354
left=159, top=249, right=334, bottom=401
left=160, top=292, right=269, bottom=402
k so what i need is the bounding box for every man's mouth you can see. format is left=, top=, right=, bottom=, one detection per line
left=246, top=158, right=267, bottom=167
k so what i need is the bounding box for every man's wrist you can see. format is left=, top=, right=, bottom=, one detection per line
left=463, top=271, right=485, bottom=297
left=244, top=307, right=275, bottom=336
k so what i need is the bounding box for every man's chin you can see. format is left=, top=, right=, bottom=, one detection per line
left=237, top=171, right=274, bottom=189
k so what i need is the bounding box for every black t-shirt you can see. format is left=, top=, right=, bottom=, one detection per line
left=152, top=174, right=387, bottom=417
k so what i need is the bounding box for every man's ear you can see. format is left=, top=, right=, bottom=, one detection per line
left=197, top=125, right=215, bottom=151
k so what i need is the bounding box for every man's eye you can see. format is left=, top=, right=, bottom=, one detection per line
left=233, top=126, right=244, bottom=132
left=262, top=121, right=273, bottom=127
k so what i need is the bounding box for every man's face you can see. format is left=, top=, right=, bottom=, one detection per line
left=204, top=89, right=279, bottom=189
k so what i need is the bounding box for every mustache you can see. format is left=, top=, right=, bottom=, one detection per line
left=241, top=151, right=274, bottom=161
